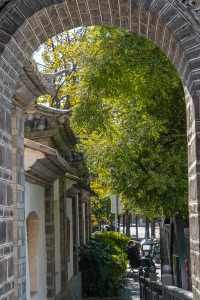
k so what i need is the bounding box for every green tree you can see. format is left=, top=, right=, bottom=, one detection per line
left=38, top=26, right=187, bottom=219
left=91, top=196, right=113, bottom=230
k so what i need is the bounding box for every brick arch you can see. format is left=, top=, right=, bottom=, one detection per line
left=27, top=211, right=39, bottom=220
left=0, top=0, right=200, bottom=299
left=0, top=1, right=199, bottom=91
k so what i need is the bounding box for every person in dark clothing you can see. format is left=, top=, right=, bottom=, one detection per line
left=126, top=240, right=140, bottom=269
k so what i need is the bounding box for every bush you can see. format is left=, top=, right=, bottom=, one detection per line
left=94, top=231, right=129, bottom=251
left=79, top=232, right=128, bottom=297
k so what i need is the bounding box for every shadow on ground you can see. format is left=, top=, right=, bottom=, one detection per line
left=83, top=270, right=140, bottom=300
left=119, top=271, right=140, bottom=300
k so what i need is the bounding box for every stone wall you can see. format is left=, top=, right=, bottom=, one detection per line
left=12, top=105, right=26, bottom=300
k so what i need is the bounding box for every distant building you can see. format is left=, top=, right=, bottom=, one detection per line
left=111, top=195, right=123, bottom=215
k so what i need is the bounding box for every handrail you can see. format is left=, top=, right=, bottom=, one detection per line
left=139, top=276, right=193, bottom=300
left=164, top=285, right=193, bottom=300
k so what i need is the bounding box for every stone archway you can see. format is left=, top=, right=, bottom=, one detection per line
left=1, top=1, right=200, bottom=299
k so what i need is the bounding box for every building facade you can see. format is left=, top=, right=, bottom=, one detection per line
left=10, top=60, right=91, bottom=300
left=23, top=104, right=91, bottom=300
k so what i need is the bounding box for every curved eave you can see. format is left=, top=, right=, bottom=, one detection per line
left=24, top=138, right=78, bottom=183
left=29, top=103, right=71, bottom=117
left=15, top=61, right=56, bottom=107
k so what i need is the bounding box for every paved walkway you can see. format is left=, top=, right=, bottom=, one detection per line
left=119, top=269, right=140, bottom=300
left=83, top=267, right=141, bottom=300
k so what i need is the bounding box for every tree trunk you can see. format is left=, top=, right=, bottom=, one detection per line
left=122, top=214, right=126, bottom=234
left=145, top=217, right=150, bottom=239
left=99, top=221, right=102, bottom=231
left=135, top=215, right=139, bottom=240
left=117, top=215, right=120, bottom=232
left=151, top=219, right=156, bottom=239
left=160, top=218, right=173, bottom=285
left=125, top=212, right=131, bottom=236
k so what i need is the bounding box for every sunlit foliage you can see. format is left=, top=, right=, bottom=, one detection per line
left=38, top=26, right=187, bottom=218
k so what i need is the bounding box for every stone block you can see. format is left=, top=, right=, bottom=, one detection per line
left=0, top=221, right=6, bottom=243
left=7, top=184, right=13, bottom=206
left=7, top=292, right=15, bottom=300
left=8, top=257, right=14, bottom=278
left=0, top=145, right=5, bottom=167
left=5, top=148, right=12, bottom=170
left=0, top=259, right=7, bottom=284
left=5, top=111, right=11, bottom=134
left=19, top=261, right=26, bottom=277
left=7, top=220, right=13, bottom=242
left=0, top=106, right=5, bottom=130
left=0, top=182, right=6, bottom=205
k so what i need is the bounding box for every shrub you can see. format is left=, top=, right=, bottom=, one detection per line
left=79, top=232, right=128, bottom=297
left=94, top=231, right=129, bottom=251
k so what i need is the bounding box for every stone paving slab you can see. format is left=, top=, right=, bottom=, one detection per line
left=83, top=276, right=140, bottom=300
left=119, top=277, right=140, bottom=300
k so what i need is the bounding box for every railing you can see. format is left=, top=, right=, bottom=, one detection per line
left=139, top=276, right=193, bottom=300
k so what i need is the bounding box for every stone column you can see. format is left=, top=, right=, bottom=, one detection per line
left=45, top=185, right=56, bottom=300
left=88, top=199, right=92, bottom=239
left=12, top=104, right=26, bottom=300
left=78, top=193, right=84, bottom=247
left=84, top=202, right=89, bottom=241
left=72, top=192, right=79, bottom=276
left=187, top=90, right=200, bottom=298
left=59, top=177, right=68, bottom=290
left=85, top=199, right=91, bottom=242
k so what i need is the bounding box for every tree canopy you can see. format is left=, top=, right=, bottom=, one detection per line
left=37, top=26, right=188, bottom=219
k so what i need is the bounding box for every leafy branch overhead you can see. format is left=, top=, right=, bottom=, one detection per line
left=39, top=26, right=187, bottom=219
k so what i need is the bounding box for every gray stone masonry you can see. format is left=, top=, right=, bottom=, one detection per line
left=45, top=185, right=56, bottom=300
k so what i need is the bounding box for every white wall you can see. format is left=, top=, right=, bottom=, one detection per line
left=66, top=197, right=74, bottom=280
left=25, top=182, right=47, bottom=300
left=24, top=148, right=45, bottom=171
